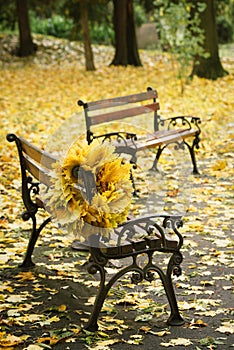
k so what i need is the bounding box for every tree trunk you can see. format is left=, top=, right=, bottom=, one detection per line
left=127, top=0, right=142, bottom=66
left=16, top=0, right=35, bottom=57
left=191, top=0, right=228, bottom=79
left=111, top=0, right=128, bottom=65
left=111, top=0, right=142, bottom=66
left=80, top=0, right=96, bottom=71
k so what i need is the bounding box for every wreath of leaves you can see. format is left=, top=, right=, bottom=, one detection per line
left=44, top=139, right=133, bottom=241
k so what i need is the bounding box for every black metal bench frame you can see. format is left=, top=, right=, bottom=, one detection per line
left=7, top=133, right=185, bottom=331
left=78, top=87, right=201, bottom=176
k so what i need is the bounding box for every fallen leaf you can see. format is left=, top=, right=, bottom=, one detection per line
left=160, top=337, right=193, bottom=347
left=211, top=160, right=227, bottom=171
left=216, top=322, right=234, bottom=334
left=188, top=319, right=208, bottom=329
left=0, top=333, right=23, bottom=347
left=200, top=280, right=215, bottom=286
left=15, top=271, right=36, bottom=281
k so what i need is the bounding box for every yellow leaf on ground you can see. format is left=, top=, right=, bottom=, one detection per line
left=211, top=159, right=227, bottom=171
left=0, top=333, right=23, bottom=347
left=189, top=319, right=208, bottom=328
left=161, top=338, right=193, bottom=347
left=216, top=322, right=234, bottom=334
left=58, top=304, right=67, bottom=311
left=15, top=271, right=35, bottom=281
left=24, top=345, right=43, bottom=350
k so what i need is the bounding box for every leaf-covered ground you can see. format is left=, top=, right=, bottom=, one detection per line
left=0, top=35, right=234, bottom=349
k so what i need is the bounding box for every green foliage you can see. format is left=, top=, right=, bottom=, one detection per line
left=217, top=16, right=233, bottom=43
left=60, top=0, right=114, bottom=44
left=134, top=3, right=148, bottom=27
left=87, top=1, right=114, bottom=45
left=0, top=0, right=62, bottom=32
left=0, top=0, right=17, bottom=32
left=215, top=0, right=234, bottom=42
left=216, top=0, right=234, bottom=22
left=154, top=0, right=207, bottom=93
left=91, top=22, right=114, bottom=45
left=30, top=13, right=74, bottom=39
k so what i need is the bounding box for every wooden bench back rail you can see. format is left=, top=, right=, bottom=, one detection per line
left=78, top=87, right=159, bottom=144
left=80, top=89, right=158, bottom=111
left=7, top=133, right=58, bottom=188
left=7, top=133, right=185, bottom=331
left=78, top=87, right=201, bottom=175
left=85, top=102, right=159, bottom=127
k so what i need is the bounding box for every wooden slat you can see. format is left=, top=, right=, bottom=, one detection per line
left=137, top=128, right=196, bottom=142
left=19, top=137, right=58, bottom=170
left=24, top=156, right=52, bottom=187
left=146, top=129, right=185, bottom=141
left=136, top=129, right=197, bottom=150
left=89, top=102, right=160, bottom=126
left=85, top=89, right=158, bottom=112
left=113, top=128, right=197, bottom=151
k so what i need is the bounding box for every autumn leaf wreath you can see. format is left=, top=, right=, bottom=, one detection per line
left=45, top=139, right=133, bottom=241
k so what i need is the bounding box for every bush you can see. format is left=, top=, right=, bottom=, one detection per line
left=217, top=17, right=233, bottom=43
left=31, top=13, right=74, bottom=39
left=91, top=22, right=114, bottom=45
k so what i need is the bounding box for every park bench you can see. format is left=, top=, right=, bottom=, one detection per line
left=7, top=133, right=185, bottom=331
left=78, top=87, right=201, bottom=177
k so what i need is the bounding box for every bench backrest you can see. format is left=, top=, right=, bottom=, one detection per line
left=7, top=133, right=59, bottom=213
left=78, top=87, right=160, bottom=144
left=20, top=137, right=57, bottom=186
left=7, top=133, right=58, bottom=190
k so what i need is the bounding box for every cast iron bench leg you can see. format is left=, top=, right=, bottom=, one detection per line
left=20, top=216, right=51, bottom=268
left=85, top=250, right=184, bottom=331
left=161, top=252, right=184, bottom=325
left=146, top=252, right=184, bottom=326
left=150, top=146, right=163, bottom=171
left=183, top=138, right=200, bottom=175
left=85, top=261, right=146, bottom=331
left=163, top=273, right=184, bottom=326
left=151, top=136, right=200, bottom=175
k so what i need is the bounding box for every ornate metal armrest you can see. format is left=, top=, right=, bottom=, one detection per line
left=88, top=215, right=183, bottom=258
left=159, top=115, right=201, bottom=133
left=117, top=214, right=183, bottom=249
left=92, top=132, right=138, bottom=165
left=93, top=131, right=137, bottom=144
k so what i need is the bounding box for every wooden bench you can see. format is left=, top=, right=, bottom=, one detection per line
left=6, top=133, right=185, bottom=331
left=78, top=87, right=201, bottom=176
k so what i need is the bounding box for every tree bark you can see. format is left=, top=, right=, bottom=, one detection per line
left=191, top=0, right=228, bottom=79
left=80, top=0, right=96, bottom=71
left=127, top=0, right=142, bottom=65
left=16, top=0, right=35, bottom=57
left=111, top=0, right=128, bottom=65
left=111, top=0, right=142, bottom=66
